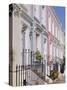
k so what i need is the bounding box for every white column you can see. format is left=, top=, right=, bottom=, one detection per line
left=45, top=60, right=47, bottom=76
left=33, top=30, right=36, bottom=52
left=51, top=64, right=53, bottom=70
left=58, top=64, right=60, bottom=73
left=47, top=66, right=50, bottom=76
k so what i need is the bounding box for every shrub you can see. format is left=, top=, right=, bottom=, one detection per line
left=35, top=50, right=43, bottom=61
left=50, top=70, right=58, bottom=80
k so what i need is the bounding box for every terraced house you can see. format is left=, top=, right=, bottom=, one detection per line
left=46, top=7, right=65, bottom=77
left=9, top=4, right=65, bottom=86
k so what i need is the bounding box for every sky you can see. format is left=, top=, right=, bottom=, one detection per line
left=53, top=6, right=65, bottom=32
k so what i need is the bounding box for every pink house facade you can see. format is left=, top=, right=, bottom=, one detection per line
left=46, top=7, right=65, bottom=76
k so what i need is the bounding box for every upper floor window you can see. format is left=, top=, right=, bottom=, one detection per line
left=52, top=21, right=54, bottom=35
left=48, top=15, right=51, bottom=32
left=57, top=27, right=59, bottom=40
left=56, top=26, right=58, bottom=38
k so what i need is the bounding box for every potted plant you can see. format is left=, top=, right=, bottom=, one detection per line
left=50, top=70, right=58, bottom=80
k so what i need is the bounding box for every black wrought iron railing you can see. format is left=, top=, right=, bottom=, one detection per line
left=9, top=49, right=47, bottom=86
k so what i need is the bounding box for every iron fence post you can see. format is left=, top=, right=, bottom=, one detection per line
left=16, top=65, right=18, bottom=86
